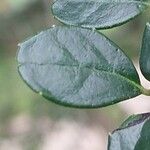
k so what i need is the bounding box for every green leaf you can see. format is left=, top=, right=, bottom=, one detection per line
left=140, top=23, right=150, bottom=81
left=17, top=26, right=142, bottom=108
left=108, top=113, right=150, bottom=150
left=52, top=0, right=148, bottom=29
left=120, top=114, right=142, bottom=128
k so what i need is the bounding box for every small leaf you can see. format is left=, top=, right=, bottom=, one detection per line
left=52, top=0, right=148, bottom=29
left=108, top=113, right=150, bottom=150
left=18, top=26, right=142, bottom=108
left=140, top=23, right=150, bottom=81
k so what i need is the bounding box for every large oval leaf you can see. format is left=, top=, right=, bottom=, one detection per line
left=140, top=23, right=150, bottom=81
left=52, top=0, right=148, bottom=29
left=17, top=26, right=142, bottom=108
left=108, top=113, right=150, bottom=150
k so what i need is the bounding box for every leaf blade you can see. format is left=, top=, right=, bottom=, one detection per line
left=52, top=0, right=148, bottom=29
left=140, top=23, right=150, bottom=81
left=18, top=26, right=141, bottom=108
left=108, top=113, right=150, bottom=150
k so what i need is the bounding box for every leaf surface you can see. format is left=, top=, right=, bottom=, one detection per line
left=140, top=23, right=150, bottom=81
left=18, top=26, right=141, bottom=108
left=52, top=0, right=148, bottom=29
left=108, top=113, right=150, bottom=150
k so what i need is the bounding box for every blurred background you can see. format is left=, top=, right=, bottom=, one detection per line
left=0, top=0, right=150, bottom=150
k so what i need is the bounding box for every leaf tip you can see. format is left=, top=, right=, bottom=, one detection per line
left=108, top=132, right=112, bottom=136
left=39, top=92, right=43, bottom=96
left=146, top=22, right=150, bottom=27
left=18, top=43, right=22, bottom=47
left=52, top=24, right=56, bottom=28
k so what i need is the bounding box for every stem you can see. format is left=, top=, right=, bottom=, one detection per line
left=141, top=87, right=150, bottom=96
